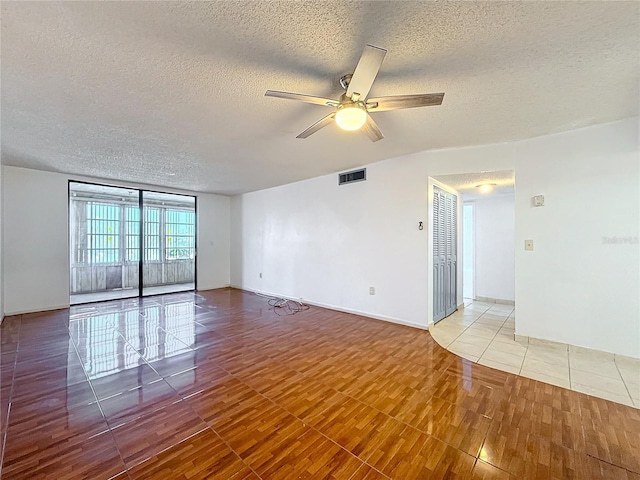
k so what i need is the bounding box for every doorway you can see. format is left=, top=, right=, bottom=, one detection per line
left=433, top=185, right=458, bottom=323
left=69, top=182, right=196, bottom=304
left=433, top=170, right=516, bottom=311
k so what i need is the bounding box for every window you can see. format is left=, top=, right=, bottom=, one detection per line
left=165, top=209, right=195, bottom=260
left=86, top=202, right=120, bottom=264
left=125, top=206, right=140, bottom=262
left=144, top=207, right=161, bottom=262
left=72, top=201, right=194, bottom=265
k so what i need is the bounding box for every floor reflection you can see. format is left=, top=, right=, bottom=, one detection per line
left=70, top=300, right=195, bottom=380
left=462, top=358, right=473, bottom=391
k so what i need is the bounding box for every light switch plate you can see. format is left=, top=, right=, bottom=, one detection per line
left=525, top=240, right=534, bottom=251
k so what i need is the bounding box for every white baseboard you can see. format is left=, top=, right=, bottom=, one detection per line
left=4, top=304, right=71, bottom=317
left=231, top=285, right=428, bottom=331
left=475, top=296, right=515, bottom=306
left=196, top=283, right=231, bottom=292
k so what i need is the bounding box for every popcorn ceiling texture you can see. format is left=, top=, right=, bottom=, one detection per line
left=1, top=1, right=638, bottom=195
left=434, top=171, right=515, bottom=199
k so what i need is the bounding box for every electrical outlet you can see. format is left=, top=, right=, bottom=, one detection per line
left=369, top=287, right=375, bottom=295
left=532, top=195, right=545, bottom=207
left=525, top=240, right=534, bottom=251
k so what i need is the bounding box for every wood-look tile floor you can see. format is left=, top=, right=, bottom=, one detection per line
left=1, top=288, right=639, bottom=479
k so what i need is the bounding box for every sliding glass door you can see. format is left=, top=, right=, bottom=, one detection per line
left=69, top=183, right=141, bottom=304
left=142, top=191, right=196, bottom=296
left=69, top=182, right=196, bottom=305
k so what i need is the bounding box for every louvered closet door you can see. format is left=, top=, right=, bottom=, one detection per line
left=433, top=188, right=446, bottom=322
left=433, top=186, right=458, bottom=323
left=445, top=193, right=457, bottom=316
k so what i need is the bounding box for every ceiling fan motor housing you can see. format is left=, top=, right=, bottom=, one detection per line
left=339, top=92, right=357, bottom=106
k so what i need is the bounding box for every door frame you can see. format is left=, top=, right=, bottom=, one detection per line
left=427, top=177, right=462, bottom=327
left=462, top=202, right=476, bottom=301
left=68, top=180, right=198, bottom=303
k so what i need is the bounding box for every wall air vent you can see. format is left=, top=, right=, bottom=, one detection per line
left=338, top=168, right=366, bottom=185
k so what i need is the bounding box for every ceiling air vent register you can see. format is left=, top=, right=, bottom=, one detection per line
left=339, top=168, right=366, bottom=186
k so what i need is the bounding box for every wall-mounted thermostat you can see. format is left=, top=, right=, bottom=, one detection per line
left=533, top=195, right=545, bottom=207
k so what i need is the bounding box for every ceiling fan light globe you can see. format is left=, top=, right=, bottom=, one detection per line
left=335, top=106, right=367, bottom=131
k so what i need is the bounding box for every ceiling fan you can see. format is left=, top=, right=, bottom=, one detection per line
left=265, top=44, right=444, bottom=142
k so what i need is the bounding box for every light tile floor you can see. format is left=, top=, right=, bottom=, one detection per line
left=430, top=300, right=640, bottom=408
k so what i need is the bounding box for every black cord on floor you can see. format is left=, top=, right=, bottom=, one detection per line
left=256, top=293, right=310, bottom=316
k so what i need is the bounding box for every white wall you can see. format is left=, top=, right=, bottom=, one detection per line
left=231, top=142, right=515, bottom=329
left=1, top=166, right=230, bottom=315
left=231, top=117, right=639, bottom=357
left=471, top=194, right=515, bottom=302
left=196, top=193, right=230, bottom=290
left=3, top=167, right=70, bottom=314
left=514, top=119, right=639, bottom=357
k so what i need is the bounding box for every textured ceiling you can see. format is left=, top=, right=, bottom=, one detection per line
left=434, top=170, right=515, bottom=201
left=1, top=1, right=638, bottom=195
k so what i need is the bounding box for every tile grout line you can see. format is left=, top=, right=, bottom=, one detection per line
left=477, top=305, right=576, bottom=389
left=223, top=343, right=480, bottom=476
left=441, top=303, right=490, bottom=345
left=449, top=304, right=511, bottom=363
left=180, top=303, right=477, bottom=478
left=519, top=342, right=570, bottom=388
left=612, top=357, right=635, bottom=406
left=490, top=309, right=526, bottom=375
left=66, top=319, right=132, bottom=477
left=164, top=306, right=382, bottom=478
left=507, top=310, right=527, bottom=375
left=347, top=462, right=383, bottom=480
left=437, top=302, right=491, bottom=350
left=567, top=349, right=572, bottom=389
left=73, top=298, right=265, bottom=479
left=473, top=309, right=510, bottom=364
left=123, top=426, right=211, bottom=472
left=116, top=315, right=264, bottom=479
left=165, top=370, right=266, bottom=480
left=436, top=304, right=595, bottom=393
left=7, top=292, right=640, bottom=479
left=204, top=358, right=389, bottom=479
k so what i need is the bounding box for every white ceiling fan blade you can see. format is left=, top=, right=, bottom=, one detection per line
left=361, top=114, right=384, bottom=142
left=346, top=45, right=387, bottom=101
left=366, top=93, right=445, bottom=112
left=296, top=112, right=336, bottom=139
left=265, top=90, right=340, bottom=107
